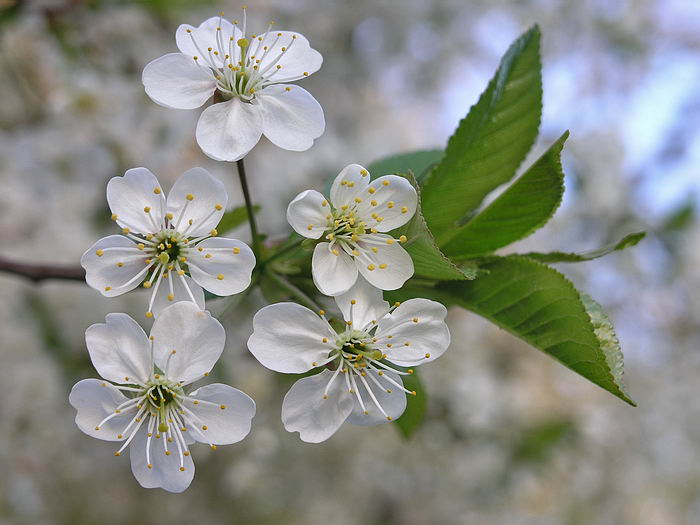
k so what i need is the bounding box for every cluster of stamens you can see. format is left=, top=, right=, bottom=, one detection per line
left=93, top=340, right=225, bottom=472
left=187, top=9, right=305, bottom=101
left=314, top=302, right=434, bottom=420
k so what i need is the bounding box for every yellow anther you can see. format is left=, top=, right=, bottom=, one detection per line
left=111, top=213, right=118, bottom=221
left=210, top=229, right=218, bottom=236
left=322, top=337, right=328, bottom=343
left=193, top=56, right=199, bottom=61
left=307, top=224, right=314, bottom=231
left=321, top=200, right=328, bottom=207
left=318, top=310, right=326, bottom=316
left=186, top=29, right=192, bottom=33
left=104, top=286, right=112, bottom=291
left=217, top=273, right=225, bottom=280
left=117, top=433, right=123, bottom=438
left=205, top=253, right=212, bottom=259
left=341, top=204, right=349, bottom=210
left=202, top=425, right=208, bottom=431
left=347, top=181, right=355, bottom=187
left=352, top=249, right=360, bottom=256
left=146, top=312, right=153, bottom=318
left=177, top=270, right=185, bottom=276
left=387, top=343, right=393, bottom=348
left=122, top=228, right=130, bottom=234
left=198, top=247, right=204, bottom=252
left=303, top=71, right=309, bottom=76
left=143, top=281, right=152, bottom=289
left=354, top=197, right=363, bottom=203
left=371, top=247, right=378, bottom=253
left=367, top=264, right=376, bottom=271
left=368, top=187, right=376, bottom=194
left=186, top=193, right=194, bottom=201
left=387, top=201, right=395, bottom=208
left=401, top=206, right=409, bottom=213
left=285, top=87, right=292, bottom=91
left=379, top=264, right=387, bottom=269
left=387, top=416, right=392, bottom=421
left=360, top=169, right=368, bottom=176
left=167, top=293, right=174, bottom=301
left=332, top=249, right=340, bottom=256
left=312, top=362, right=317, bottom=367
left=154, top=187, right=161, bottom=194
left=399, top=235, right=407, bottom=243
left=382, top=180, right=390, bottom=186
left=95, top=249, right=104, bottom=257
left=323, top=394, right=329, bottom=400
left=350, top=299, right=357, bottom=305
left=233, top=247, right=241, bottom=254
left=183, top=451, right=190, bottom=456
left=404, top=342, right=411, bottom=346
left=179, top=467, right=185, bottom=472
left=346, top=320, right=353, bottom=326
left=386, top=239, right=395, bottom=245
left=146, top=234, right=153, bottom=240
left=143, top=206, right=151, bottom=213
left=215, top=203, right=223, bottom=211
left=210, top=444, right=217, bottom=450
left=370, top=200, right=378, bottom=206
left=394, top=302, right=401, bottom=307
left=94, top=426, right=100, bottom=431
left=425, top=353, right=431, bottom=358
left=114, top=452, right=121, bottom=456
left=166, top=212, right=174, bottom=220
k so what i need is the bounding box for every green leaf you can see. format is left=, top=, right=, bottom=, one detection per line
left=395, top=172, right=476, bottom=281
left=580, top=294, right=630, bottom=400
left=421, top=26, right=542, bottom=242
left=522, top=232, right=646, bottom=263
left=443, top=132, right=568, bottom=259
left=395, top=369, right=427, bottom=438
left=217, top=205, right=260, bottom=234
left=367, top=149, right=444, bottom=183
left=387, top=255, right=635, bottom=405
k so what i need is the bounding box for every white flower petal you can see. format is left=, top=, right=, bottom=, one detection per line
left=187, top=237, right=255, bottom=296
left=356, top=175, right=417, bottom=232
left=334, top=278, right=389, bottom=330
left=255, top=31, right=322, bottom=81
left=195, top=98, right=263, bottom=162
left=150, top=274, right=205, bottom=318
left=329, top=164, right=371, bottom=209
left=106, top=167, right=166, bottom=235
left=81, top=235, right=150, bottom=297
left=142, top=53, right=216, bottom=110
left=258, top=85, right=325, bottom=151
left=129, top=427, right=195, bottom=493
left=377, top=298, right=450, bottom=366
left=85, top=313, right=151, bottom=385
left=151, top=302, right=225, bottom=384
left=346, top=369, right=407, bottom=426
left=286, top=189, right=329, bottom=239
left=248, top=302, right=332, bottom=373
left=312, top=242, right=358, bottom=296
left=69, top=379, right=132, bottom=441
left=187, top=383, right=256, bottom=445
left=356, top=234, right=414, bottom=291
left=166, top=167, right=227, bottom=237
left=175, top=17, right=241, bottom=68
left=281, top=370, right=353, bottom=443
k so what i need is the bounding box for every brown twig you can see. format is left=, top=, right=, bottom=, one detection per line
left=0, top=256, right=85, bottom=283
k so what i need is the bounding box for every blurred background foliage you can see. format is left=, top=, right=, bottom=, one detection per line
left=0, top=0, right=698, bottom=524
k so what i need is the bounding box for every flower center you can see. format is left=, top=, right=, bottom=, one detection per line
left=187, top=10, right=299, bottom=101
left=153, top=229, right=185, bottom=265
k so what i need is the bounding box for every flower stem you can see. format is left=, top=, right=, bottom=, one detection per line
left=265, top=271, right=321, bottom=312
left=236, top=158, right=260, bottom=260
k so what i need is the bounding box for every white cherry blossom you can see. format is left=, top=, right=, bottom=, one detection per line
left=69, top=302, right=256, bottom=493
left=247, top=279, right=449, bottom=443
left=81, top=167, right=255, bottom=318
left=287, top=164, right=418, bottom=296
left=142, top=10, right=325, bottom=161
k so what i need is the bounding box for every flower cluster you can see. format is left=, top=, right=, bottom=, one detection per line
left=71, top=9, right=450, bottom=493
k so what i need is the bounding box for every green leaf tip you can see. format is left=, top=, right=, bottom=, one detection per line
left=421, top=24, right=543, bottom=241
